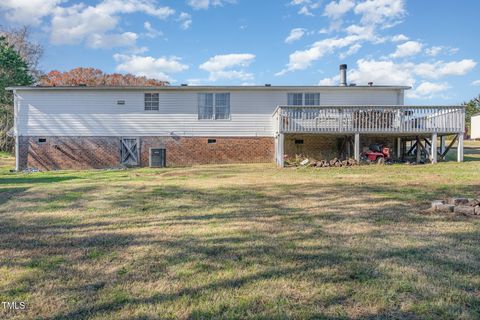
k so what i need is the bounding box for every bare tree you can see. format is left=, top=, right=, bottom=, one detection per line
left=0, top=26, right=43, bottom=79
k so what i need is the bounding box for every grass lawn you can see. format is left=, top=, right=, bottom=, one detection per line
left=0, top=142, right=479, bottom=319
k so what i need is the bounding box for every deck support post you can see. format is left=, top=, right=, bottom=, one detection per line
left=396, top=137, right=401, bottom=159
left=416, top=136, right=421, bottom=163
left=440, top=135, right=446, bottom=155
left=354, top=133, right=360, bottom=162
left=431, top=133, right=438, bottom=164
left=277, top=133, right=285, bottom=167
left=457, top=133, right=464, bottom=162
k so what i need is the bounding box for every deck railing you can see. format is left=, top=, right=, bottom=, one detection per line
left=273, top=105, right=465, bottom=134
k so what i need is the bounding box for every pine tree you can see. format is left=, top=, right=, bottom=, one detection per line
left=0, top=37, right=33, bottom=151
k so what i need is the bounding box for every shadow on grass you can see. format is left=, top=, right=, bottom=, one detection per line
left=0, top=175, right=79, bottom=185
left=0, top=178, right=479, bottom=319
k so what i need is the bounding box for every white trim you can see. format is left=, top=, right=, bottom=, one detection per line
left=13, top=90, right=19, bottom=171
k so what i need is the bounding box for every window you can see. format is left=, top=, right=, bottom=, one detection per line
left=215, top=93, right=230, bottom=120
left=198, top=93, right=230, bottom=120
left=304, top=93, right=320, bottom=106
left=144, top=93, right=159, bottom=111
left=288, top=93, right=320, bottom=106
left=288, top=93, right=303, bottom=106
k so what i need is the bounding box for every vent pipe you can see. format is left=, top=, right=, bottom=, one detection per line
left=339, top=64, right=347, bottom=86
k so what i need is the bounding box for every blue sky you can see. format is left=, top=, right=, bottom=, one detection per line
left=0, top=0, right=479, bottom=104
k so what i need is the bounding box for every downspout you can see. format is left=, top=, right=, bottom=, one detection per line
left=13, top=90, right=19, bottom=171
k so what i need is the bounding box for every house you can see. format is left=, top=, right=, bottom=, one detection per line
left=9, top=65, right=465, bottom=171
left=471, top=113, right=480, bottom=139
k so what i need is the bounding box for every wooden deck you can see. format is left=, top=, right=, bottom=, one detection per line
left=273, top=105, right=465, bottom=135
left=273, top=105, right=466, bottom=166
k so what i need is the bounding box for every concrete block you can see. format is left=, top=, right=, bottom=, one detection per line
left=448, top=198, right=469, bottom=206
left=436, top=204, right=454, bottom=213
left=454, top=205, right=475, bottom=216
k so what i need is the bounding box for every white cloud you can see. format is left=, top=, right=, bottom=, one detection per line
left=187, top=0, right=236, bottom=10
left=178, top=12, right=192, bottom=30
left=276, top=32, right=376, bottom=75
left=88, top=32, right=138, bottom=49
left=340, top=43, right=361, bottom=59
left=290, top=0, right=321, bottom=16
left=354, top=0, right=406, bottom=28
left=48, top=0, right=174, bottom=48
left=391, top=34, right=408, bottom=42
left=279, top=0, right=406, bottom=75
left=199, top=53, right=255, bottom=81
left=0, top=0, right=62, bottom=25
left=390, top=41, right=423, bottom=58
left=425, top=46, right=442, bottom=57
left=425, top=46, right=459, bottom=57
left=472, top=80, right=480, bottom=86
left=407, top=81, right=450, bottom=99
left=348, top=59, right=416, bottom=86
left=414, top=59, right=477, bottom=79
left=324, top=0, right=355, bottom=19
left=285, top=28, right=306, bottom=44
left=143, top=21, right=163, bottom=38
left=318, top=76, right=338, bottom=85
left=113, top=53, right=189, bottom=81
left=317, top=58, right=477, bottom=89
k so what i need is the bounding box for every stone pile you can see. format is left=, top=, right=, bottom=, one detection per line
left=431, top=197, right=480, bottom=216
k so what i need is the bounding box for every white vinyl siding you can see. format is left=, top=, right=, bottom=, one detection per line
left=15, top=88, right=402, bottom=137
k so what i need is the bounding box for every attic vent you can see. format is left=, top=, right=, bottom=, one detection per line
left=181, top=84, right=188, bottom=86
left=117, top=100, right=125, bottom=105
left=265, top=84, right=271, bottom=87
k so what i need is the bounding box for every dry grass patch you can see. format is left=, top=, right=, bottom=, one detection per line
left=0, top=143, right=479, bottom=319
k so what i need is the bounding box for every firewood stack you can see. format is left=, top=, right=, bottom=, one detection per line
left=284, top=155, right=358, bottom=168
left=313, top=158, right=358, bottom=168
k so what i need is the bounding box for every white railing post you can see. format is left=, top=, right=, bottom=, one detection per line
left=457, top=132, right=464, bottom=162
left=431, top=133, right=437, bottom=164
left=354, top=133, right=360, bottom=162
left=278, top=133, right=285, bottom=167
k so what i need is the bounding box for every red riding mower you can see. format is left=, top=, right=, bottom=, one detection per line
left=362, top=143, right=391, bottom=164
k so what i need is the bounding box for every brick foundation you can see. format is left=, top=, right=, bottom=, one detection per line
left=284, top=134, right=339, bottom=160
left=18, top=136, right=275, bottom=170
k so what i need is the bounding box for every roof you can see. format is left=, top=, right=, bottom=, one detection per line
left=7, top=85, right=411, bottom=91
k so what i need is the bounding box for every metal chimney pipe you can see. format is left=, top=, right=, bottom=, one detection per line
left=339, top=64, right=347, bottom=86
